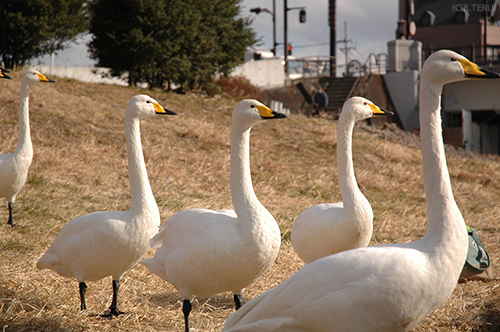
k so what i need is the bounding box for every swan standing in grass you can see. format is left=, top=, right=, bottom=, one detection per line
left=223, top=51, right=499, bottom=332
left=141, top=99, right=287, bottom=332
left=291, top=97, right=393, bottom=264
left=0, top=70, right=55, bottom=227
left=37, top=95, right=177, bottom=316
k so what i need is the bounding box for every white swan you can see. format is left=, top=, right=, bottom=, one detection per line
left=141, top=99, right=287, bottom=332
left=223, top=51, right=498, bottom=332
left=0, top=70, right=55, bottom=227
left=37, top=94, right=177, bottom=316
left=291, top=97, right=393, bottom=264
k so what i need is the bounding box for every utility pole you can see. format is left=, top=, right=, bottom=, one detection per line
left=338, top=21, right=354, bottom=77
left=284, top=0, right=288, bottom=70
left=329, top=0, right=336, bottom=77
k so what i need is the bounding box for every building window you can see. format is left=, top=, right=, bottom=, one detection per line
left=444, top=111, right=462, bottom=128
left=487, top=46, right=500, bottom=64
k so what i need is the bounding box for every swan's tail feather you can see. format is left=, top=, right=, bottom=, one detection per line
left=140, top=257, right=165, bottom=279
left=36, top=254, right=57, bottom=270
left=36, top=254, right=53, bottom=270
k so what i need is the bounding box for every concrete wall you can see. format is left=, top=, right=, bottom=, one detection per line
left=31, top=58, right=286, bottom=90
left=231, top=58, right=285, bottom=89
left=443, top=80, right=500, bottom=154
left=387, top=40, right=423, bottom=72
left=443, top=79, right=500, bottom=111
left=462, top=110, right=475, bottom=150
left=383, top=70, right=420, bottom=130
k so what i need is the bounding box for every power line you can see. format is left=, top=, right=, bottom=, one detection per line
left=292, top=42, right=330, bottom=49
left=337, top=21, right=355, bottom=76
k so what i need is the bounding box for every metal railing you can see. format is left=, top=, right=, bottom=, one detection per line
left=287, top=56, right=334, bottom=79
left=346, top=53, right=387, bottom=98
left=347, top=53, right=387, bottom=77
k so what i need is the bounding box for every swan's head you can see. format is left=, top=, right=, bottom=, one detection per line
left=22, top=69, right=56, bottom=84
left=126, top=94, right=177, bottom=119
left=232, top=99, right=288, bottom=129
left=342, top=97, right=393, bottom=121
left=0, top=68, right=12, bottom=80
left=421, top=50, right=500, bottom=85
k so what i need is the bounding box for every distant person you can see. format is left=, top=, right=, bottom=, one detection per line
left=313, top=88, right=328, bottom=116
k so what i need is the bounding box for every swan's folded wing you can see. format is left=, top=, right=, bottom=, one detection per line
left=149, top=208, right=238, bottom=248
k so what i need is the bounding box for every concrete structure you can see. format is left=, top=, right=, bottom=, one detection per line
left=442, top=80, right=500, bottom=153
left=384, top=38, right=500, bottom=153
left=384, top=70, right=420, bottom=131
left=398, top=0, right=500, bottom=65
left=383, top=40, right=422, bottom=131
left=231, top=55, right=285, bottom=89
left=31, top=51, right=287, bottom=90
left=387, top=39, right=422, bottom=72
left=391, top=0, right=500, bottom=154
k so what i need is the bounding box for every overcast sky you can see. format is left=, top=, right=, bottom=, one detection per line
left=34, top=0, right=398, bottom=71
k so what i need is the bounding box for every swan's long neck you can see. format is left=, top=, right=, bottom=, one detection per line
left=419, top=79, right=467, bottom=259
left=14, top=80, right=33, bottom=159
left=336, top=114, right=368, bottom=218
left=229, top=125, right=269, bottom=235
left=124, top=114, right=158, bottom=219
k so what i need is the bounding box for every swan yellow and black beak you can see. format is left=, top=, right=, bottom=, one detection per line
left=458, top=58, right=500, bottom=78
left=369, top=103, right=394, bottom=117
left=255, top=104, right=288, bottom=119
left=37, top=73, right=56, bottom=83
left=0, top=68, right=12, bottom=80
left=153, top=102, right=177, bottom=115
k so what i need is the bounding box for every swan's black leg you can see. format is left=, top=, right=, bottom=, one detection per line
left=234, top=294, right=244, bottom=310
left=102, top=279, right=124, bottom=317
left=79, top=282, right=88, bottom=310
left=7, top=202, right=16, bottom=227
left=183, top=299, right=191, bottom=332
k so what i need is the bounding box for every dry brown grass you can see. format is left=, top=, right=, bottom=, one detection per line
left=0, top=70, right=499, bottom=331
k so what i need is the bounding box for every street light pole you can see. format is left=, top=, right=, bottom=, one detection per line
left=272, top=0, right=276, bottom=56
left=329, top=0, right=336, bottom=77
left=250, top=2, right=277, bottom=56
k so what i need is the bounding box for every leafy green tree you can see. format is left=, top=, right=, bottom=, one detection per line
left=0, top=0, right=89, bottom=68
left=89, top=0, right=256, bottom=90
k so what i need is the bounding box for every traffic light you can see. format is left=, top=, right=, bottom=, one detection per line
left=299, top=9, right=306, bottom=23
left=287, top=44, right=292, bottom=56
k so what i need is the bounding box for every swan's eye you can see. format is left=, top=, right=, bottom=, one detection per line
left=146, top=100, right=151, bottom=103
left=250, top=105, right=255, bottom=108
left=451, top=57, right=457, bottom=61
left=363, top=102, right=368, bottom=105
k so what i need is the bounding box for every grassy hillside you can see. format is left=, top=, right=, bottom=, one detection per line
left=0, top=70, right=499, bottom=331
